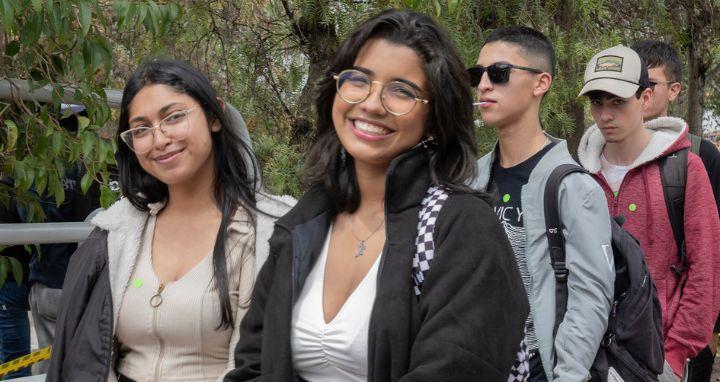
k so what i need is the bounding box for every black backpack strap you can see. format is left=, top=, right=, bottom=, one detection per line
left=544, top=164, right=588, bottom=338
left=659, top=148, right=688, bottom=278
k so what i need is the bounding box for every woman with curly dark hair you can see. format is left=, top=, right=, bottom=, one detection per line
left=226, top=9, right=528, bottom=382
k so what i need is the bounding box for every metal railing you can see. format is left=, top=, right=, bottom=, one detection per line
left=1, top=77, right=117, bottom=246
left=0, top=79, right=122, bottom=107
left=0, top=222, right=95, bottom=245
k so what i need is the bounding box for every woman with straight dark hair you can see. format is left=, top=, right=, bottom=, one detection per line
left=225, top=9, right=528, bottom=382
left=47, top=59, right=258, bottom=382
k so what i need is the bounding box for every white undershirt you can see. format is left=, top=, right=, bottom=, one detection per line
left=291, top=225, right=381, bottom=382
left=600, top=154, right=632, bottom=193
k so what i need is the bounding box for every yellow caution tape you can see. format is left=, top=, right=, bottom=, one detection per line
left=0, top=346, right=52, bottom=377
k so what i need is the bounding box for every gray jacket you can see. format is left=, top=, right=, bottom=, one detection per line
left=471, top=138, right=615, bottom=381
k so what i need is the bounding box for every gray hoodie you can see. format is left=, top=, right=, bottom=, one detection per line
left=472, top=138, right=615, bottom=381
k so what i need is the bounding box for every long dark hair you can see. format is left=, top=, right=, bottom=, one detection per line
left=304, top=9, right=477, bottom=212
left=116, top=58, right=257, bottom=330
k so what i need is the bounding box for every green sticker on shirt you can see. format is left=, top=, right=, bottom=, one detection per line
left=628, top=203, right=637, bottom=212
left=502, top=194, right=511, bottom=203
left=613, top=191, right=619, bottom=197
left=133, top=278, right=144, bottom=288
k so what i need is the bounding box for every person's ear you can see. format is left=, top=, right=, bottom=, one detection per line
left=667, top=82, right=681, bottom=102
left=640, top=88, right=653, bottom=112
left=533, top=72, right=553, bottom=97
left=211, top=119, right=221, bottom=132
left=211, top=97, right=225, bottom=132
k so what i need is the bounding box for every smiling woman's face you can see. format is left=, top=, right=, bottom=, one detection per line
left=331, top=38, right=429, bottom=170
left=126, top=84, right=219, bottom=187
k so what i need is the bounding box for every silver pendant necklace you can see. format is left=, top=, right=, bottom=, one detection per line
left=349, top=216, right=385, bottom=257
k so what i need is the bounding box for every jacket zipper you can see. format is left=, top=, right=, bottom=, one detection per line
left=280, top=222, right=302, bottom=382
left=104, top=336, right=116, bottom=380
left=152, top=282, right=166, bottom=381
left=601, top=167, right=635, bottom=217
left=612, top=194, right=618, bottom=215
left=365, top=200, right=392, bottom=382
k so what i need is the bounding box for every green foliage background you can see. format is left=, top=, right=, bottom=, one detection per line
left=1, top=0, right=719, bottom=284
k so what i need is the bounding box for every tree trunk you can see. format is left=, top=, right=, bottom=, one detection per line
left=278, top=0, right=337, bottom=145
left=293, top=17, right=336, bottom=145
left=556, top=0, right=585, bottom=155
left=686, top=41, right=707, bottom=136
left=676, top=0, right=720, bottom=137
left=566, top=102, right=586, bottom=156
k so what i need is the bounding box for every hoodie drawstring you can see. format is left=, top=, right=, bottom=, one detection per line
left=642, top=166, right=654, bottom=245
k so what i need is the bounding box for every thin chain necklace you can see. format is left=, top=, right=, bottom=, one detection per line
left=349, top=216, right=385, bottom=257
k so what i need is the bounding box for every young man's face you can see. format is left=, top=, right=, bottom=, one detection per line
left=588, top=90, right=651, bottom=143
left=645, top=65, right=681, bottom=121
left=475, top=42, right=546, bottom=128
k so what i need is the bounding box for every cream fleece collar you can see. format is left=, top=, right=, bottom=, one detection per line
left=578, top=116, right=687, bottom=173
left=91, top=197, right=257, bottom=329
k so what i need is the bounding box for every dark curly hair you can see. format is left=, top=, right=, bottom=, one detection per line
left=304, top=9, right=477, bottom=212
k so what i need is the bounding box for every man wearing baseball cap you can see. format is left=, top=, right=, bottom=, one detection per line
left=576, top=45, right=720, bottom=379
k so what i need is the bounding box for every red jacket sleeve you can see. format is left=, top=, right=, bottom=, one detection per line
left=664, top=153, right=720, bottom=375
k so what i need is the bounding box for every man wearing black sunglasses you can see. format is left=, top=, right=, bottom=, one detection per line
left=471, top=26, right=614, bottom=382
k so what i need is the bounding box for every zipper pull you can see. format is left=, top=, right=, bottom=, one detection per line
left=150, top=283, right=165, bottom=308
left=612, top=191, right=619, bottom=213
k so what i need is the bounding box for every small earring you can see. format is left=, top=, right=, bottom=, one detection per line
left=421, top=136, right=435, bottom=149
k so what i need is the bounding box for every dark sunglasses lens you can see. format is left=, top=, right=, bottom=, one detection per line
left=487, top=64, right=511, bottom=84
left=468, top=66, right=484, bottom=87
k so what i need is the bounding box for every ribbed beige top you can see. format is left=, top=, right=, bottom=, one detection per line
left=115, top=210, right=255, bottom=382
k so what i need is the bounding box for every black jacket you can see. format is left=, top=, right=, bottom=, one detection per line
left=28, top=164, right=103, bottom=288
left=698, top=137, right=720, bottom=215
left=46, top=228, right=115, bottom=382
left=225, top=147, right=529, bottom=382
left=697, top=137, right=720, bottom=331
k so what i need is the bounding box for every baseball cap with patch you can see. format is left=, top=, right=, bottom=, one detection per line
left=578, top=45, right=643, bottom=98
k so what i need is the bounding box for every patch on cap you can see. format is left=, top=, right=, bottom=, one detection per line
left=595, top=55, right=624, bottom=73
left=578, top=45, right=642, bottom=98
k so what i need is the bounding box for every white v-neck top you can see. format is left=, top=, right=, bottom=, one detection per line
left=291, top=226, right=381, bottom=382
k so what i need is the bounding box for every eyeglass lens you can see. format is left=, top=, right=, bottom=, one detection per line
left=121, top=110, right=191, bottom=153
left=336, top=70, right=420, bottom=115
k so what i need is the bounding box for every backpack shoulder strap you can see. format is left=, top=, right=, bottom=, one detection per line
left=689, top=133, right=701, bottom=156
left=659, top=148, right=688, bottom=277
left=544, top=163, right=587, bottom=338
left=413, top=186, right=449, bottom=297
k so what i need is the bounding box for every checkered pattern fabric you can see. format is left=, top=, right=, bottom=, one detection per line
left=413, top=186, right=449, bottom=296
left=413, top=185, right=529, bottom=381
left=507, top=325, right=530, bottom=381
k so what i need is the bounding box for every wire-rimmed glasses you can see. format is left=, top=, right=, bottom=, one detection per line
left=120, top=108, right=196, bottom=154
left=333, top=69, right=429, bottom=116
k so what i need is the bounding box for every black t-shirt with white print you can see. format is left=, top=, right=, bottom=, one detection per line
left=488, top=141, right=556, bottom=352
